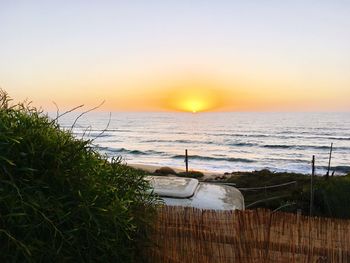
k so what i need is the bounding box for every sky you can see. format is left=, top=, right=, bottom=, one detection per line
left=1, top=0, right=350, bottom=112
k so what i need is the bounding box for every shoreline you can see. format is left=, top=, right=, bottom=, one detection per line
left=128, top=162, right=349, bottom=179
left=128, top=163, right=224, bottom=180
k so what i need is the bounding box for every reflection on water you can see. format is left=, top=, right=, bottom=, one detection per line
left=55, top=112, right=350, bottom=174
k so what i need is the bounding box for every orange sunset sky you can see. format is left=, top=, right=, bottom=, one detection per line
left=1, top=1, right=350, bottom=112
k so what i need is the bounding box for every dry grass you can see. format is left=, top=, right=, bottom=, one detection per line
left=144, top=206, right=350, bottom=263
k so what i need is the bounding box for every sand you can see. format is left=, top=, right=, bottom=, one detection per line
left=128, top=163, right=224, bottom=181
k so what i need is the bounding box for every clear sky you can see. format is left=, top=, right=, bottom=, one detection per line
left=1, top=1, right=349, bottom=112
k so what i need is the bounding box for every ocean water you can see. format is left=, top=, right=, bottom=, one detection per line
left=55, top=112, right=350, bottom=175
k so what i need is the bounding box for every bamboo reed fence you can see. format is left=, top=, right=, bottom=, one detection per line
left=143, top=206, right=350, bottom=263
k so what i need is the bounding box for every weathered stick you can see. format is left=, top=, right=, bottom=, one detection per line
left=310, top=155, right=315, bottom=217
left=326, top=142, right=333, bottom=179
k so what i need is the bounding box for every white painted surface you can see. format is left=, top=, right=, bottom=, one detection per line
left=146, top=176, right=199, bottom=198
left=147, top=176, right=244, bottom=210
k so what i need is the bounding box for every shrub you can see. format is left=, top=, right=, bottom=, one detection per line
left=177, top=170, right=204, bottom=179
left=0, top=90, right=157, bottom=262
left=224, top=169, right=350, bottom=218
left=313, top=177, right=350, bottom=219
left=154, top=166, right=177, bottom=176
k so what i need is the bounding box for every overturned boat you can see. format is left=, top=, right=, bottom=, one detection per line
left=147, top=176, right=244, bottom=210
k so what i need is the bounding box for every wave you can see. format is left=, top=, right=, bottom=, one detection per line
left=262, top=144, right=349, bottom=150
left=265, top=157, right=309, bottom=163
left=226, top=133, right=350, bottom=141
left=141, top=139, right=214, bottom=145
left=171, top=154, right=255, bottom=163
left=267, top=135, right=346, bottom=141
left=174, top=139, right=200, bottom=144
left=212, top=133, right=270, bottom=138
left=263, top=144, right=294, bottom=149
left=322, top=136, right=350, bottom=141
left=105, top=129, right=132, bottom=132
left=72, top=132, right=114, bottom=138
left=228, top=142, right=257, bottom=147
left=105, top=147, right=165, bottom=156
left=85, top=133, right=113, bottom=138
left=278, top=135, right=350, bottom=141
left=319, top=165, right=350, bottom=174
left=141, top=139, right=169, bottom=143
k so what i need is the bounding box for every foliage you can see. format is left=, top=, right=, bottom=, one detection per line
left=223, top=170, right=308, bottom=212
left=313, top=176, right=350, bottom=219
left=0, top=90, right=158, bottom=262
left=177, top=170, right=204, bottom=179
left=223, top=169, right=350, bottom=218
left=154, top=166, right=177, bottom=176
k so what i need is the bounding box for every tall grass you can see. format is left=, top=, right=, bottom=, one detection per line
left=224, top=169, right=350, bottom=218
left=0, top=90, right=158, bottom=262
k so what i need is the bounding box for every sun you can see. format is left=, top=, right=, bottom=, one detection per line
left=181, top=99, right=207, bottom=113
left=159, top=78, right=226, bottom=113
left=169, top=93, right=213, bottom=113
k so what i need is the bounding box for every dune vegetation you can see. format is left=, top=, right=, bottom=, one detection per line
left=0, top=90, right=158, bottom=262
left=222, top=169, right=350, bottom=219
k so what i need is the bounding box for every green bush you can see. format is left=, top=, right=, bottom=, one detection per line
left=177, top=170, right=204, bottom=179
left=224, top=169, right=350, bottom=218
left=313, top=177, right=350, bottom=219
left=0, top=90, right=158, bottom=262
left=154, top=166, right=177, bottom=176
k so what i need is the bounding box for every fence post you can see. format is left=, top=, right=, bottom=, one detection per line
left=310, top=155, right=315, bottom=217
left=326, top=142, right=333, bottom=179
left=185, top=149, right=188, bottom=173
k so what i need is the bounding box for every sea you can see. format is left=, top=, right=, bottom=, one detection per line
left=55, top=112, right=350, bottom=175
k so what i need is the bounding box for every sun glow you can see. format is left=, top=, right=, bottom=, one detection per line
left=179, top=99, right=208, bottom=113
left=166, top=89, right=222, bottom=113
left=158, top=78, right=228, bottom=113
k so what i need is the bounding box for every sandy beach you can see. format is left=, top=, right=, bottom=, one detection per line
left=128, top=163, right=224, bottom=180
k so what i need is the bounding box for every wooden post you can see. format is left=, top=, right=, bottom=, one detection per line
left=326, top=142, right=333, bottom=179
left=185, top=149, right=188, bottom=173
left=310, top=155, right=315, bottom=217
